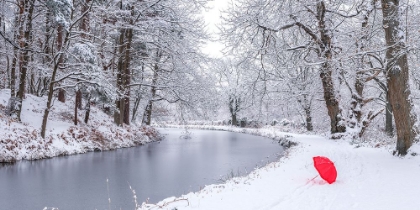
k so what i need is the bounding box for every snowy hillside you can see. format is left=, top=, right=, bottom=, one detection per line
left=0, top=89, right=161, bottom=162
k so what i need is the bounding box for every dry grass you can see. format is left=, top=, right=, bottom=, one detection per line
left=140, top=126, right=163, bottom=141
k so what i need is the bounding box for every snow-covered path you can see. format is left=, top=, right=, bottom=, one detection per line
left=143, top=130, right=420, bottom=210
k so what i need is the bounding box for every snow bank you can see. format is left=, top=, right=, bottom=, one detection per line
left=155, top=124, right=298, bottom=148
left=0, top=89, right=162, bottom=162
left=141, top=125, right=420, bottom=210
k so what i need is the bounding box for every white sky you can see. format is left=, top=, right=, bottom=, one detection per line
left=201, top=0, right=230, bottom=58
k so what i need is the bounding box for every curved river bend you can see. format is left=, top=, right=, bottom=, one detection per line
left=0, top=128, right=283, bottom=210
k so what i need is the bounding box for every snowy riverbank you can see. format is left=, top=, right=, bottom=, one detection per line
left=0, top=89, right=162, bottom=162
left=155, top=124, right=298, bottom=148
left=141, top=125, right=420, bottom=210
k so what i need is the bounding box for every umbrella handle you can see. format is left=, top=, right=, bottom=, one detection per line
left=306, top=175, right=319, bottom=185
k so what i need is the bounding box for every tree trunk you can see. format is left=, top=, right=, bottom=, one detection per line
left=74, top=98, right=78, bottom=125
left=9, top=0, right=23, bottom=98
left=123, top=27, right=133, bottom=125
left=37, top=10, right=51, bottom=97
left=84, top=93, right=91, bottom=124
left=304, top=107, right=313, bottom=131
left=76, top=89, right=82, bottom=109
left=228, top=95, right=240, bottom=127
left=317, top=1, right=345, bottom=135
left=142, top=63, right=158, bottom=126
left=10, top=54, right=17, bottom=98
left=381, top=0, right=416, bottom=155
left=5, top=56, right=9, bottom=90
left=73, top=0, right=91, bottom=125
left=320, top=68, right=345, bottom=134
left=41, top=56, right=62, bottom=138
left=57, top=24, right=65, bottom=103
left=114, top=28, right=125, bottom=126
left=43, top=11, right=51, bottom=65
left=347, top=1, right=378, bottom=138
left=385, top=94, right=393, bottom=136
left=0, top=5, right=7, bottom=89
left=16, top=0, right=35, bottom=121
left=131, top=95, right=141, bottom=122
left=29, top=71, right=35, bottom=94
left=231, top=113, right=237, bottom=126
left=41, top=6, right=72, bottom=138
left=142, top=101, right=153, bottom=125
left=80, top=0, right=91, bottom=40
left=132, top=87, right=143, bottom=123
left=74, top=89, right=82, bottom=125
left=113, top=3, right=133, bottom=126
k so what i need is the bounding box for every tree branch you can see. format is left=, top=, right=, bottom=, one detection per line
left=257, top=22, right=319, bottom=43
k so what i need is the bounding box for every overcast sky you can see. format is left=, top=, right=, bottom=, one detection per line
left=201, top=0, right=230, bottom=58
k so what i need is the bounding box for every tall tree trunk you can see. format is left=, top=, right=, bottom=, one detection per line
left=381, top=0, right=416, bottom=155
left=57, top=24, right=65, bottom=103
left=41, top=56, right=62, bottom=138
left=75, top=0, right=90, bottom=125
left=317, top=1, right=345, bottom=135
left=142, top=63, right=159, bottom=126
left=347, top=0, right=380, bottom=138
left=114, top=28, right=125, bottom=126
left=374, top=78, right=394, bottom=136
left=0, top=3, right=6, bottom=89
left=43, top=11, right=51, bottom=65
left=123, top=27, right=132, bottom=125
left=16, top=0, right=35, bottom=121
left=113, top=3, right=133, bottom=126
left=7, top=0, right=24, bottom=118
left=41, top=6, right=72, bottom=138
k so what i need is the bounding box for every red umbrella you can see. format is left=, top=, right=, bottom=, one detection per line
left=313, top=156, right=337, bottom=184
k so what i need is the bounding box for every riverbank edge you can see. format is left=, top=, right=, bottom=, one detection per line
left=0, top=125, right=164, bottom=163
left=0, top=89, right=164, bottom=163
left=155, top=124, right=298, bottom=149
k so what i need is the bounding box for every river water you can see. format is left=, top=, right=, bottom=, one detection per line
left=0, top=128, right=283, bottom=210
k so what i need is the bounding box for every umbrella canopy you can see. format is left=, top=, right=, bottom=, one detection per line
left=313, top=156, right=337, bottom=184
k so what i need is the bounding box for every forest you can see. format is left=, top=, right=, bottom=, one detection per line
left=1, top=0, right=420, bottom=158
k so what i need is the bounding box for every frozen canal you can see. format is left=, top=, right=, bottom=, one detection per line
left=0, top=128, right=283, bottom=210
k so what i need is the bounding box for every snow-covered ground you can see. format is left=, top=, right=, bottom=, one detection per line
left=140, top=125, right=420, bottom=210
left=0, top=89, right=161, bottom=162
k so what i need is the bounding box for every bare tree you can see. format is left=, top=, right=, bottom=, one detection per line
left=221, top=0, right=355, bottom=134
left=381, top=0, right=416, bottom=155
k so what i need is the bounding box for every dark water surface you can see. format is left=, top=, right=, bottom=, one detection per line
left=0, top=128, right=283, bottom=210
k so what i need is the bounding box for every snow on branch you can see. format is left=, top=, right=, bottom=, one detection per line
left=256, top=22, right=320, bottom=43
